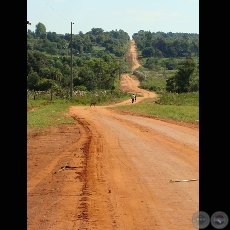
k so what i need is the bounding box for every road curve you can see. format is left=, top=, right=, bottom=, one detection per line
left=67, top=40, right=199, bottom=229
left=67, top=76, right=199, bottom=230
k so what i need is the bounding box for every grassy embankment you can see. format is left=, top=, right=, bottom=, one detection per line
left=27, top=90, right=198, bottom=130
left=109, top=92, right=198, bottom=122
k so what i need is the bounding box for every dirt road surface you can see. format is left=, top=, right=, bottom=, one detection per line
left=27, top=40, right=199, bottom=230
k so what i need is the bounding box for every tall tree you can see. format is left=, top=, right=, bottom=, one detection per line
left=35, top=22, right=46, bottom=39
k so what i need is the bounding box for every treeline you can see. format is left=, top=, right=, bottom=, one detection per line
left=27, top=22, right=130, bottom=57
left=27, top=22, right=131, bottom=92
left=27, top=23, right=199, bottom=94
left=132, top=30, right=199, bottom=93
left=27, top=49, right=130, bottom=92
left=133, top=30, right=199, bottom=58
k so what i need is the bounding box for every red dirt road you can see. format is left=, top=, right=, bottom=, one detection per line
left=27, top=40, right=199, bottom=230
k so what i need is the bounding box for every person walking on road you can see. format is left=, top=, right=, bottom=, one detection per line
left=131, top=93, right=135, bottom=103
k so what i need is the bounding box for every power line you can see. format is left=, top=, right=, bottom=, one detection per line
left=44, top=0, right=69, bottom=22
left=44, top=0, right=80, bottom=34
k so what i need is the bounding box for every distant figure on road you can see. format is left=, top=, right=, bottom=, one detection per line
left=131, top=93, right=135, bottom=103
left=135, top=95, right=136, bottom=102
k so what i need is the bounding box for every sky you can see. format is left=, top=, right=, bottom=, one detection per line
left=27, top=0, right=199, bottom=38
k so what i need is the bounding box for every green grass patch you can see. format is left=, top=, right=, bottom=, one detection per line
left=27, top=91, right=199, bottom=131
left=27, top=90, right=131, bottom=130
left=159, top=92, right=199, bottom=106
left=27, top=100, right=75, bottom=129
left=110, top=102, right=198, bottom=122
left=133, top=66, right=172, bottom=94
left=109, top=92, right=199, bottom=122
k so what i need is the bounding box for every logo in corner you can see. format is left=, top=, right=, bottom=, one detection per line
left=211, top=211, right=229, bottom=229
left=192, top=211, right=210, bottom=229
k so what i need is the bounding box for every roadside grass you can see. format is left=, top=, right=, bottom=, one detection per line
left=109, top=92, right=199, bottom=122
left=27, top=89, right=131, bottom=106
left=27, top=100, right=75, bottom=129
left=27, top=91, right=131, bottom=130
left=27, top=70, right=199, bottom=130
left=158, top=92, right=198, bottom=106
left=27, top=91, right=199, bottom=131
left=133, top=66, right=172, bottom=94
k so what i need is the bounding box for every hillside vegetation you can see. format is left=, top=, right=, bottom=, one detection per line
left=27, top=23, right=199, bottom=125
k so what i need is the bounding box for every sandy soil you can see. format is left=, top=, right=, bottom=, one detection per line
left=27, top=40, right=199, bottom=230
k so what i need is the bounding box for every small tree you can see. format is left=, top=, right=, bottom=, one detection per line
left=27, top=69, right=39, bottom=91
left=166, top=77, right=176, bottom=93
left=37, top=79, right=53, bottom=91
left=166, top=58, right=196, bottom=93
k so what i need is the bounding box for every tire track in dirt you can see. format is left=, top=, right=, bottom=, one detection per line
left=67, top=104, right=198, bottom=229
left=74, top=113, right=126, bottom=229
left=27, top=120, right=93, bottom=230
left=64, top=40, right=198, bottom=229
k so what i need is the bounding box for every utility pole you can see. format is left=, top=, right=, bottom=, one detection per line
left=99, top=59, right=102, bottom=90
left=70, top=22, right=74, bottom=98
left=119, top=58, right=121, bottom=80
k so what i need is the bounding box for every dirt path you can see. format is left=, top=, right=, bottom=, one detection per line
left=27, top=40, right=199, bottom=230
left=126, top=39, right=141, bottom=73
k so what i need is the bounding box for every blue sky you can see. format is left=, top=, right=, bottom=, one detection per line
left=27, top=0, right=199, bottom=38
